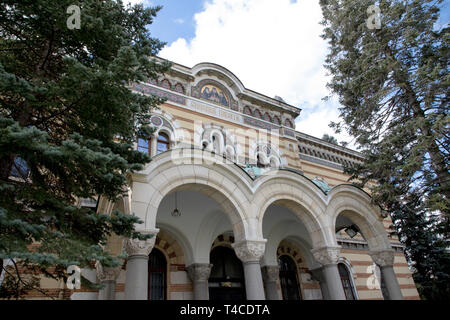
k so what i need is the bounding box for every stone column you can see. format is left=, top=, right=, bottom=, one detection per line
left=262, top=266, right=281, bottom=300
left=311, top=246, right=346, bottom=300
left=123, top=231, right=158, bottom=300
left=232, top=240, right=266, bottom=300
left=187, top=263, right=213, bottom=300
left=370, top=249, right=403, bottom=300
left=96, top=262, right=122, bottom=300
left=310, top=267, right=330, bottom=300
left=150, top=136, right=157, bottom=157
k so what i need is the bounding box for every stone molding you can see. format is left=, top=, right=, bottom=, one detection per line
left=311, top=246, right=341, bottom=266
left=232, top=240, right=266, bottom=263
left=186, top=263, right=213, bottom=282
left=95, top=262, right=122, bottom=282
left=123, top=230, right=159, bottom=256
left=369, top=249, right=395, bottom=267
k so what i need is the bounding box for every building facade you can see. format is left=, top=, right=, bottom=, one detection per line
left=14, top=62, right=421, bottom=300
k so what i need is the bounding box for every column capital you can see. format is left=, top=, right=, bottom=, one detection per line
left=232, top=240, right=266, bottom=263
left=311, top=246, right=341, bottom=266
left=95, top=261, right=122, bottom=282
left=123, top=229, right=159, bottom=256
left=262, top=265, right=280, bottom=282
left=186, top=263, right=213, bottom=282
left=369, top=249, right=395, bottom=267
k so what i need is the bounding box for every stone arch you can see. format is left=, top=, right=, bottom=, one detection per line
left=149, top=110, right=182, bottom=145
left=327, top=185, right=391, bottom=251
left=194, top=210, right=233, bottom=264
left=211, top=233, right=235, bottom=250
left=254, top=173, right=330, bottom=248
left=131, top=150, right=254, bottom=242
left=154, top=223, right=192, bottom=266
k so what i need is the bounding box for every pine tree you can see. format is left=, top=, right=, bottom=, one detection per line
left=322, top=133, right=339, bottom=145
left=0, top=0, right=170, bottom=298
left=319, top=0, right=449, bottom=299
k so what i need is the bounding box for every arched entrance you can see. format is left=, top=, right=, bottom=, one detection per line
left=278, top=255, right=302, bottom=300
left=209, top=246, right=246, bottom=300
left=148, top=248, right=167, bottom=300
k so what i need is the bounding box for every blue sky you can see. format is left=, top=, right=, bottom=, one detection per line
left=128, top=0, right=449, bottom=148
left=146, top=0, right=201, bottom=44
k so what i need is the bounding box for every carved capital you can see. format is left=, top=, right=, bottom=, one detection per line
left=95, top=261, right=122, bottom=282
left=186, top=263, right=213, bottom=282
left=262, top=266, right=280, bottom=282
left=311, top=246, right=341, bottom=266
left=232, top=240, right=266, bottom=263
left=123, top=230, right=158, bottom=256
left=370, top=249, right=395, bottom=267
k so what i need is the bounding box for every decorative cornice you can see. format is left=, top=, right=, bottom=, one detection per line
left=311, top=246, right=341, bottom=266
left=123, top=230, right=159, bottom=256
left=369, top=249, right=395, bottom=267
left=232, top=240, right=266, bottom=263
left=186, top=263, right=213, bottom=282
left=95, top=262, right=122, bottom=282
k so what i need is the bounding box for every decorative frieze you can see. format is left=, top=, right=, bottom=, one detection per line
left=311, top=246, right=341, bottom=266
left=123, top=230, right=158, bottom=256
left=132, top=82, right=187, bottom=105
left=370, top=249, right=395, bottom=267
left=95, top=262, right=122, bottom=282
left=186, top=263, right=213, bottom=282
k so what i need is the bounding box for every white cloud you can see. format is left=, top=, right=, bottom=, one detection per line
left=173, top=18, right=185, bottom=24
left=160, top=0, right=354, bottom=148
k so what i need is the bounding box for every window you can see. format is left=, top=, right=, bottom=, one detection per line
left=338, top=263, right=356, bottom=300
left=278, top=255, right=302, bottom=300
left=138, top=138, right=150, bottom=154
left=148, top=248, right=167, bottom=300
left=156, top=133, right=170, bottom=154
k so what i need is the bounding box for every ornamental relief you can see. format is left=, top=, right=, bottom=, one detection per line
left=191, top=79, right=239, bottom=111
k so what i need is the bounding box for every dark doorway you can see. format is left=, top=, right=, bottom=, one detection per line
left=148, top=248, right=167, bottom=300
left=278, top=255, right=302, bottom=300
left=209, top=246, right=246, bottom=300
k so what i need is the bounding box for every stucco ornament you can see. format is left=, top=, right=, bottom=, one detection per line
left=123, top=230, right=158, bottom=256
left=187, top=263, right=213, bottom=282
left=95, top=261, right=122, bottom=282
left=369, top=249, right=395, bottom=267
left=311, top=246, right=341, bottom=265
left=232, top=240, right=266, bottom=263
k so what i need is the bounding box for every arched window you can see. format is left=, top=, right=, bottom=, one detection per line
left=284, top=119, right=293, bottom=128
left=137, top=138, right=150, bottom=154
left=209, top=246, right=246, bottom=300
left=273, top=116, right=281, bottom=125
left=254, top=109, right=262, bottom=119
left=156, top=133, right=170, bottom=154
left=148, top=248, right=167, bottom=300
left=243, top=106, right=253, bottom=116
left=278, top=255, right=302, bottom=300
left=338, top=263, right=356, bottom=300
